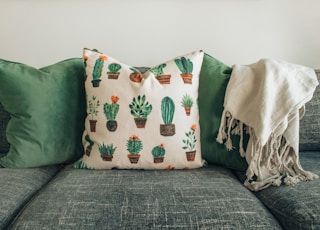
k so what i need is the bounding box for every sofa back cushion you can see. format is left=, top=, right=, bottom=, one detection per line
left=299, top=70, right=320, bottom=151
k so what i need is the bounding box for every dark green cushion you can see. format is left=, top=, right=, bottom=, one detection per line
left=0, top=58, right=86, bottom=168
left=198, top=53, right=248, bottom=171
left=0, top=103, right=10, bottom=154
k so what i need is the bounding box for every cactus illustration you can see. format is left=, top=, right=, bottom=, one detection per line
left=126, top=135, right=143, bottom=154
left=91, top=55, right=106, bottom=87
left=107, top=63, right=122, bottom=79
left=175, top=57, right=194, bottom=84
left=104, top=96, right=120, bottom=131
left=129, top=95, right=152, bottom=128
left=160, top=96, right=175, bottom=136
left=150, top=63, right=171, bottom=84
left=108, top=63, right=122, bottom=72
left=127, top=135, right=143, bottom=164
left=152, top=144, right=166, bottom=158
left=181, top=94, right=193, bottom=116
left=161, top=96, right=175, bottom=124
left=99, top=143, right=117, bottom=161
left=175, top=57, right=193, bottom=74
left=150, top=63, right=166, bottom=76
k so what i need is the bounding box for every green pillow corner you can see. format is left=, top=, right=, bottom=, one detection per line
left=0, top=58, right=86, bottom=168
left=198, top=53, right=248, bottom=171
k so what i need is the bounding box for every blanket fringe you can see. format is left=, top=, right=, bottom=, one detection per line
left=217, top=109, right=319, bottom=191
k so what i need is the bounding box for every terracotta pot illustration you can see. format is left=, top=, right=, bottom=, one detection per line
left=128, top=154, right=140, bottom=164
left=107, top=72, right=120, bottom=79
left=160, top=124, right=175, bottom=136
left=156, top=74, right=171, bottom=84
left=89, top=120, right=97, bottom=132
left=101, top=155, right=113, bottom=161
left=134, top=118, right=147, bottom=128
left=180, top=74, right=193, bottom=84
left=129, top=72, right=143, bottom=83
left=106, top=120, right=117, bottom=132
left=186, top=151, right=196, bottom=161
left=153, top=157, right=164, bottom=164
left=91, top=79, right=101, bottom=87
left=184, top=107, right=191, bottom=116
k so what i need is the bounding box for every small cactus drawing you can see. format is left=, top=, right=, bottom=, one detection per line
left=174, top=57, right=193, bottom=84
left=160, top=96, right=175, bottom=136
left=181, top=94, right=194, bottom=116
left=129, top=95, right=152, bottom=128
left=84, top=134, right=94, bottom=156
left=150, top=63, right=171, bottom=84
left=99, top=143, right=117, bottom=161
left=127, top=135, right=143, bottom=164
left=107, top=63, right=122, bottom=79
left=151, top=144, right=166, bottom=164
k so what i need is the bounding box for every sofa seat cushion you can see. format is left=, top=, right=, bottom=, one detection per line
left=0, top=166, right=60, bottom=229
left=254, top=152, right=320, bottom=230
left=10, top=166, right=281, bottom=229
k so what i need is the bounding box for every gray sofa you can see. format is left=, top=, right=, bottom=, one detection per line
left=0, top=67, right=319, bottom=230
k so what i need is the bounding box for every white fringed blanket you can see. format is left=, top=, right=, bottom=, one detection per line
left=217, top=59, right=319, bottom=191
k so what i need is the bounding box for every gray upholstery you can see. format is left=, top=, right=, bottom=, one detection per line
left=0, top=166, right=60, bottom=229
left=9, top=166, right=281, bottom=230
left=299, top=70, right=320, bottom=151
left=254, top=152, right=320, bottom=230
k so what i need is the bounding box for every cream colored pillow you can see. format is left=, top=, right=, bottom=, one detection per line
left=74, top=48, right=204, bottom=169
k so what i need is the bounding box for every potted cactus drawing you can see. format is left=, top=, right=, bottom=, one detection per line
left=151, top=144, right=166, bottom=164
left=129, top=67, right=143, bottom=83
left=182, top=124, right=197, bottom=161
left=91, top=55, right=107, bottom=87
left=174, top=57, right=193, bottom=84
left=103, top=96, right=120, bottom=132
left=88, top=96, right=100, bottom=132
left=150, top=63, right=171, bottom=84
left=84, top=134, right=94, bottom=156
left=160, top=96, right=175, bottom=136
left=129, top=95, right=152, bottom=128
left=107, top=63, right=122, bottom=79
left=126, top=135, right=143, bottom=164
left=181, top=94, right=193, bottom=116
left=99, top=143, right=117, bottom=161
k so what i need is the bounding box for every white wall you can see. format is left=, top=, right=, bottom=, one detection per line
left=1, top=0, right=320, bottom=69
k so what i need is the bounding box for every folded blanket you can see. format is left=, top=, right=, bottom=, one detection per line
left=217, top=59, right=319, bottom=191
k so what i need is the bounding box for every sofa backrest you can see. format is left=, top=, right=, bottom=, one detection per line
left=299, top=69, right=320, bottom=151
left=0, top=69, right=319, bottom=155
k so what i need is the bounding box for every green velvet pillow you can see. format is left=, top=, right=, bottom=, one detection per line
left=198, top=53, right=248, bottom=171
left=0, top=58, right=86, bottom=168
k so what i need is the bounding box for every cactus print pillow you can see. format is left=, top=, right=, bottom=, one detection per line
left=74, top=48, right=205, bottom=169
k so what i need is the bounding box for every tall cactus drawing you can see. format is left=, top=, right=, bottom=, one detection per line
left=174, top=56, right=193, bottom=84
left=91, top=55, right=106, bottom=87
left=160, top=96, right=175, bottom=136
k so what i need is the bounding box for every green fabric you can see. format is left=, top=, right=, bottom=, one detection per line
left=0, top=58, right=86, bottom=168
left=198, top=53, right=248, bottom=171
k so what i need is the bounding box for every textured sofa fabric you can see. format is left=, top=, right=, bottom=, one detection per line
left=0, top=65, right=319, bottom=229
left=300, top=70, right=320, bottom=151
left=0, top=166, right=60, bottom=229
left=9, top=166, right=282, bottom=229
left=254, top=152, right=320, bottom=230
